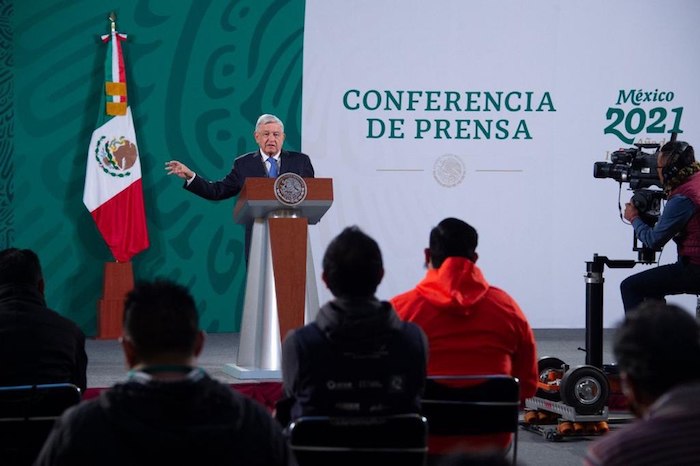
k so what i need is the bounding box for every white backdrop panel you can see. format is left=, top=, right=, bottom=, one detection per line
left=302, top=0, right=700, bottom=328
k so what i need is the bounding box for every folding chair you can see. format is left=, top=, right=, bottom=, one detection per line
left=288, top=413, right=428, bottom=466
left=421, top=375, right=520, bottom=465
left=0, top=383, right=82, bottom=466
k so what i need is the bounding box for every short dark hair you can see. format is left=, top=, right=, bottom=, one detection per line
left=123, top=279, right=199, bottom=360
left=322, top=226, right=383, bottom=298
left=429, top=218, right=478, bottom=268
left=614, top=302, right=700, bottom=399
left=0, top=248, right=43, bottom=286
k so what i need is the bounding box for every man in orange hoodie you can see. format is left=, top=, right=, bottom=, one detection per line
left=391, top=217, right=537, bottom=401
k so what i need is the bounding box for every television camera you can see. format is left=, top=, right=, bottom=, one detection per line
left=593, top=142, right=665, bottom=263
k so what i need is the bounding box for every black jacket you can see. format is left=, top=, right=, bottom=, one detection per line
left=281, top=298, right=427, bottom=421
left=184, top=149, right=315, bottom=262
left=185, top=150, right=315, bottom=200
left=35, top=369, right=292, bottom=466
left=0, top=284, right=87, bottom=392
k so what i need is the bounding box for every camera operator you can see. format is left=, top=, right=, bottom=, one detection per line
left=621, top=141, right=700, bottom=312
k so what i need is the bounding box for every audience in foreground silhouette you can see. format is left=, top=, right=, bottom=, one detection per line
left=584, top=302, right=700, bottom=466
left=0, top=248, right=87, bottom=393
left=391, top=218, right=538, bottom=399
left=280, top=226, right=428, bottom=422
left=35, top=279, right=291, bottom=466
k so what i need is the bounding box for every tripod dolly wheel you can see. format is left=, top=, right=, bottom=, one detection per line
left=560, top=365, right=609, bottom=415
left=536, top=356, right=567, bottom=401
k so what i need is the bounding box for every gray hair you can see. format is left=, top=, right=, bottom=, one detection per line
left=255, top=114, right=284, bottom=133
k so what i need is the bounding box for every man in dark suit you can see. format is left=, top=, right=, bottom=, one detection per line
left=0, top=248, right=87, bottom=393
left=165, top=113, right=314, bottom=195
left=165, top=113, right=314, bottom=260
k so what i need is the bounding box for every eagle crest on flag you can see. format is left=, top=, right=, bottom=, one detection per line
left=93, top=135, right=138, bottom=177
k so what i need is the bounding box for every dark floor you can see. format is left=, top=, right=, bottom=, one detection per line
left=86, top=329, right=627, bottom=466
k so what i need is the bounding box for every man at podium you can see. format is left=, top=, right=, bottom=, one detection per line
left=165, top=114, right=315, bottom=259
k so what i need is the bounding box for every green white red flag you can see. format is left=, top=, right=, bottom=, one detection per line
left=83, top=23, right=148, bottom=262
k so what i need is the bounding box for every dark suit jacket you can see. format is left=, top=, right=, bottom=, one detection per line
left=185, top=150, right=315, bottom=200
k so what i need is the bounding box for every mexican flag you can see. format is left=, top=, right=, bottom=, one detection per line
left=83, top=25, right=149, bottom=262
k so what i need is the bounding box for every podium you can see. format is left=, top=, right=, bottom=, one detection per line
left=224, top=176, right=333, bottom=379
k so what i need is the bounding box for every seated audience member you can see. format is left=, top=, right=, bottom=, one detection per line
left=391, top=218, right=538, bottom=399
left=35, top=280, right=291, bottom=466
left=281, top=226, right=428, bottom=421
left=584, top=302, right=700, bottom=466
left=0, top=248, right=87, bottom=392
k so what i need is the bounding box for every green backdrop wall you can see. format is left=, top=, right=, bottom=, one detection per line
left=3, top=0, right=305, bottom=335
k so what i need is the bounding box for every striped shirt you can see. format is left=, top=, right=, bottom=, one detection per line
left=584, top=382, right=700, bottom=466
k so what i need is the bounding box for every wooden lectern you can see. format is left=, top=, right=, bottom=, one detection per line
left=224, top=177, right=333, bottom=379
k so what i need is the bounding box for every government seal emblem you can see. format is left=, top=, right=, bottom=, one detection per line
left=433, top=154, right=465, bottom=187
left=93, top=135, right=138, bottom=177
left=274, top=173, right=307, bottom=206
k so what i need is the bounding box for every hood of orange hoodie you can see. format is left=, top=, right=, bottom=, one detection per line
left=414, top=256, right=489, bottom=314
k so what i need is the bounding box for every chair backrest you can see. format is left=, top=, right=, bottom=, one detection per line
left=421, top=375, right=520, bottom=464
left=288, top=413, right=428, bottom=466
left=0, top=383, right=82, bottom=466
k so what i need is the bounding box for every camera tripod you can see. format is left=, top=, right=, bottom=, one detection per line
left=584, top=253, right=637, bottom=368
left=522, top=253, right=642, bottom=440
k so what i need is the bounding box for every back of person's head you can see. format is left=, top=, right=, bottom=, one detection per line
left=660, top=140, right=697, bottom=189
left=123, top=279, right=200, bottom=361
left=429, top=218, right=478, bottom=268
left=614, top=302, right=700, bottom=400
left=322, top=226, right=383, bottom=299
left=0, top=248, right=43, bottom=287
left=660, top=140, right=694, bottom=170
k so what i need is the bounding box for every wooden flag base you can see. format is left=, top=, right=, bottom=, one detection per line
left=97, top=261, right=134, bottom=340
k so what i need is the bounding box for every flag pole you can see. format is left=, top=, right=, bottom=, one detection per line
left=93, top=12, right=141, bottom=339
